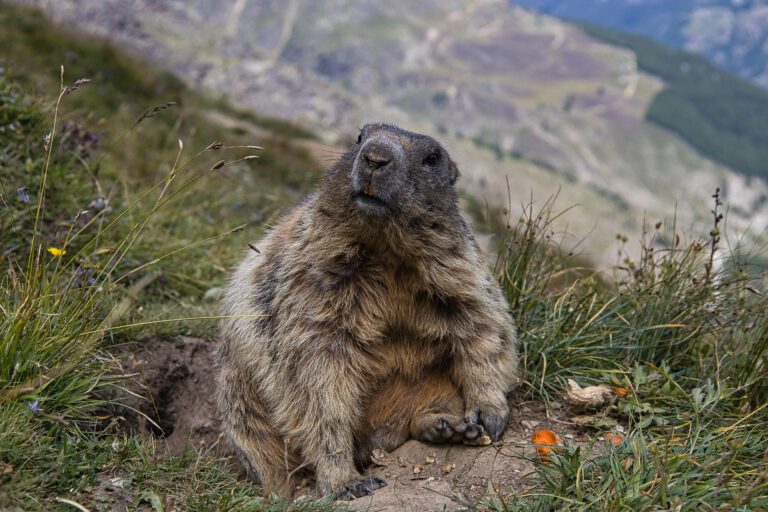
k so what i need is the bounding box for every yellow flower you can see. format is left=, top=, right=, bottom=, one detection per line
left=47, top=247, right=66, bottom=257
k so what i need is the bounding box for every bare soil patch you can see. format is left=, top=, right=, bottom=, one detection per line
left=347, top=405, right=585, bottom=511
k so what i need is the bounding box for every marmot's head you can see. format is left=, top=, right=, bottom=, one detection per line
left=322, top=123, right=461, bottom=223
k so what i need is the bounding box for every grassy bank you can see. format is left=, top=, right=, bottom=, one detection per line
left=1, top=3, right=320, bottom=339
left=488, top=196, right=768, bottom=510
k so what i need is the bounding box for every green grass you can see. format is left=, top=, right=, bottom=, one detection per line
left=578, top=21, right=768, bottom=179
left=1, top=3, right=767, bottom=511
left=0, top=2, right=320, bottom=339
left=486, top=194, right=768, bottom=510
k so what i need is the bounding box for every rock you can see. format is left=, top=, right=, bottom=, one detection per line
left=565, top=379, right=614, bottom=407
left=371, top=448, right=391, bottom=466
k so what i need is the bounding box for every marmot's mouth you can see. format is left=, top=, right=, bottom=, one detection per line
left=352, top=192, right=392, bottom=215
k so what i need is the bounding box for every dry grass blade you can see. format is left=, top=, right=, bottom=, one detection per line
left=135, top=101, right=177, bottom=126
left=62, top=77, right=91, bottom=95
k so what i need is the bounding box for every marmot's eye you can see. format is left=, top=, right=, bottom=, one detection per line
left=423, top=152, right=440, bottom=166
left=356, top=132, right=363, bottom=144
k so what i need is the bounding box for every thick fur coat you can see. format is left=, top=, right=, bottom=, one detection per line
left=216, top=123, right=519, bottom=499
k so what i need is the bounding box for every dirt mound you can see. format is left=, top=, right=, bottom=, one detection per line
left=115, top=337, right=585, bottom=510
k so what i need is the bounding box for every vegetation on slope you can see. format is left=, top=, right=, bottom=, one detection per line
left=579, top=22, right=768, bottom=179
left=487, top=196, right=768, bottom=510
left=515, top=0, right=768, bottom=88
left=0, top=3, right=320, bottom=337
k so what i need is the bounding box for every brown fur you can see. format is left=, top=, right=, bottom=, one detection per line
left=216, top=123, right=519, bottom=499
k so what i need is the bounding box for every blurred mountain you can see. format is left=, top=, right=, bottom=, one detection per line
left=513, top=0, right=768, bottom=88
left=8, top=0, right=768, bottom=265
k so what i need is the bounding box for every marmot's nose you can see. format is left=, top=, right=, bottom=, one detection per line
left=362, top=144, right=393, bottom=172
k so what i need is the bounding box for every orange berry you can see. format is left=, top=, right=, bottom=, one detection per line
left=531, top=429, right=559, bottom=463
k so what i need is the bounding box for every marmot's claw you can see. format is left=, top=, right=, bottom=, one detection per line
left=333, top=475, right=387, bottom=500
left=463, top=421, right=485, bottom=440
left=480, top=411, right=509, bottom=441
left=425, top=417, right=455, bottom=441
left=465, top=405, right=509, bottom=441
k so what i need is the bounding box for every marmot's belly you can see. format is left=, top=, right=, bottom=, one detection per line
left=368, top=333, right=453, bottom=383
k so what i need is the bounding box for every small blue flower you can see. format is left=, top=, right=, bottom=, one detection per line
left=17, top=187, right=29, bottom=204
left=89, top=198, right=108, bottom=212
left=73, top=267, right=96, bottom=288
left=28, top=401, right=42, bottom=413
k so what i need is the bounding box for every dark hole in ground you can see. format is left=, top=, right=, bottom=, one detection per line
left=147, top=362, right=192, bottom=438
left=113, top=336, right=224, bottom=455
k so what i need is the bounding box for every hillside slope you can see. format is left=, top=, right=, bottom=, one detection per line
left=575, top=22, right=768, bottom=182
left=10, top=0, right=768, bottom=265
left=514, top=0, right=768, bottom=88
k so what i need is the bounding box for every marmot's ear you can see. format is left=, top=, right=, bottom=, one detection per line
left=448, top=160, right=460, bottom=185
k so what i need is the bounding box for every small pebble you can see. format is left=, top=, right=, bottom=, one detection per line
left=521, top=420, right=540, bottom=430
left=371, top=448, right=390, bottom=466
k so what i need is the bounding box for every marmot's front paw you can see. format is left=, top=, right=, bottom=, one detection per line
left=465, top=404, right=509, bottom=441
left=332, top=475, right=387, bottom=500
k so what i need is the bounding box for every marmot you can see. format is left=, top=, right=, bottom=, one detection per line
left=216, top=123, right=519, bottom=499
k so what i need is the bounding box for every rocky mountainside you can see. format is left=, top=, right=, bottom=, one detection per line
left=514, top=0, right=768, bottom=88
left=10, top=0, right=768, bottom=265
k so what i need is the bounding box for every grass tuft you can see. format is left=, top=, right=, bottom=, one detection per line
left=0, top=5, right=324, bottom=506
left=488, top=189, right=768, bottom=510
